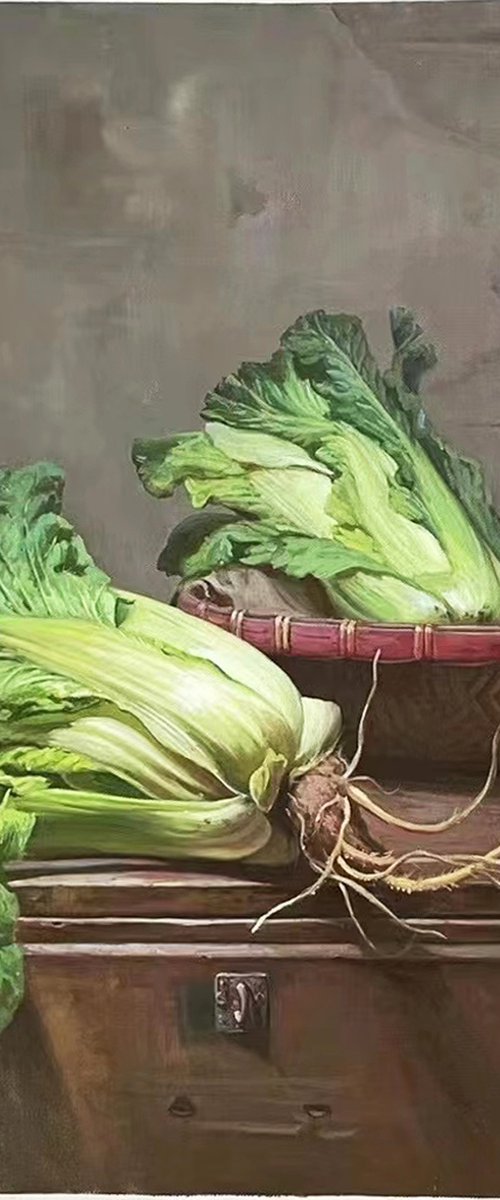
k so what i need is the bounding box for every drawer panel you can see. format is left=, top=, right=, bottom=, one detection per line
left=3, top=946, right=500, bottom=1193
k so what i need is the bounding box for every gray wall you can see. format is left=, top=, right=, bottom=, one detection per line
left=1, top=1, right=500, bottom=598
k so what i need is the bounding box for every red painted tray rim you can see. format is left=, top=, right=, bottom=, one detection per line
left=177, top=587, right=500, bottom=664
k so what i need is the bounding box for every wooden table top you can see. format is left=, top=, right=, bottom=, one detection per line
left=7, top=775, right=500, bottom=926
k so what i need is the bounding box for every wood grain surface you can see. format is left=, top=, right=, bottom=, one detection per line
left=3, top=777, right=500, bottom=1193
left=5, top=929, right=500, bottom=1193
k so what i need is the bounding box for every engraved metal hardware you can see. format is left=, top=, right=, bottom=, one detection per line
left=214, top=972, right=268, bottom=1033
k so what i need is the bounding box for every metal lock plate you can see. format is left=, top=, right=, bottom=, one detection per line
left=214, top=972, right=269, bottom=1033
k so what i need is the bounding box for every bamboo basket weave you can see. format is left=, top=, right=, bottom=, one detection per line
left=178, top=579, right=500, bottom=777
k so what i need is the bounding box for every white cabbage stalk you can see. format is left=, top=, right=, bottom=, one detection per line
left=15, top=789, right=272, bottom=862
left=48, top=715, right=227, bottom=802
left=118, top=589, right=304, bottom=746
left=293, top=698, right=343, bottom=775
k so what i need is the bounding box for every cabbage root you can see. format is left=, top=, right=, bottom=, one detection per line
left=252, top=654, right=500, bottom=937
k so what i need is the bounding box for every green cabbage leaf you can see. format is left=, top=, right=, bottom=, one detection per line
left=134, top=308, right=500, bottom=624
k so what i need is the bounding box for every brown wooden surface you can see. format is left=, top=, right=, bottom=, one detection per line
left=4, top=778, right=500, bottom=1194
left=5, top=946, right=500, bottom=1193
left=8, top=775, right=500, bottom=920
left=17, top=914, right=500, bottom=947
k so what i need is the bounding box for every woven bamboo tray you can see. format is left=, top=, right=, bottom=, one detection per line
left=178, top=582, right=500, bottom=776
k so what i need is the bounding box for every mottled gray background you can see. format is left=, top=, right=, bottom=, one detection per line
left=1, top=1, right=500, bottom=598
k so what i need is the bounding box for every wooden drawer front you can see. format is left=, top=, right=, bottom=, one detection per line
left=3, top=946, right=500, bottom=1194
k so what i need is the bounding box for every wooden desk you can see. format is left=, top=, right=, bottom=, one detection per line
left=3, top=778, right=500, bottom=1195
